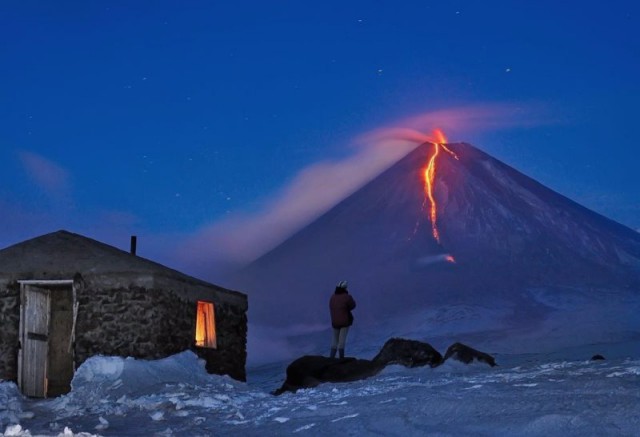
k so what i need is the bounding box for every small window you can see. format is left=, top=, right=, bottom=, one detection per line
left=195, top=301, right=217, bottom=349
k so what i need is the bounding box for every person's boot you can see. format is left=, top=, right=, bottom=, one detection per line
left=330, top=348, right=337, bottom=358
left=338, top=348, right=345, bottom=359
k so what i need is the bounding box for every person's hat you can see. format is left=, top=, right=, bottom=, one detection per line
left=337, top=280, right=348, bottom=289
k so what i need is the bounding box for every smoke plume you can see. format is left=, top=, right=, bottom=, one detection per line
left=178, top=103, right=553, bottom=278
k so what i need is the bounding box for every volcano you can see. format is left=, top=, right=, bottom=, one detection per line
left=232, top=142, right=640, bottom=350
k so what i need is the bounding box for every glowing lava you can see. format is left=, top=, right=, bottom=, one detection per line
left=423, top=129, right=457, bottom=243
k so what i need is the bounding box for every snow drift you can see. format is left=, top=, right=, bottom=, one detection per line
left=2, top=344, right=639, bottom=436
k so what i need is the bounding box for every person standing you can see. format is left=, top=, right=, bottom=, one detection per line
left=329, top=280, right=356, bottom=359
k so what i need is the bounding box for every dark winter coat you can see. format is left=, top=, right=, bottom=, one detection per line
left=329, top=288, right=356, bottom=329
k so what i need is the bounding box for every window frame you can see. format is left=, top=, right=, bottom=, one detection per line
left=194, top=300, right=217, bottom=349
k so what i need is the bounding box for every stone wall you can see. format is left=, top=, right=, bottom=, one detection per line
left=1, top=277, right=248, bottom=384
left=0, top=281, right=20, bottom=381
left=75, top=282, right=248, bottom=381
left=74, top=285, right=194, bottom=364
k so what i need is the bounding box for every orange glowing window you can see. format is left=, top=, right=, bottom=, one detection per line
left=195, top=301, right=217, bottom=349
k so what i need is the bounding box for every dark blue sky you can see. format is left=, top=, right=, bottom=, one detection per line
left=1, top=1, right=639, bottom=275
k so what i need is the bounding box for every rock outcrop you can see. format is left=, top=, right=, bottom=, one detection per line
left=443, top=342, right=496, bottom=367
left=272, top=356, right=383, bottom=395
left=273, top=339, right=498, bottom=395
left=372, top=338, right=443, bottom=368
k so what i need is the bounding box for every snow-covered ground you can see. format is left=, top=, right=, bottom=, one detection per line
left=2, top=339, right=639, bottom=436
left=2, top=297, right=640, bottom=436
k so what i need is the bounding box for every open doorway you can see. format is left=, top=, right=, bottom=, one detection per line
left=18, top=280, right=77, bottom=398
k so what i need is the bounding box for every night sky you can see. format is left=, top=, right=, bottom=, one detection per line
left=2, top=1, right=639, bottom=280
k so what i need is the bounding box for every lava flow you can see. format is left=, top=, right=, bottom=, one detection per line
left=423, top=129, right=458, bottom=244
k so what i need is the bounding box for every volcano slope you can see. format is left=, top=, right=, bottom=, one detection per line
left=232, top=142, right=640, bottom=350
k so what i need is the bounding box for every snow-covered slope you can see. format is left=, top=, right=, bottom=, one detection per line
left=2, top=347, right=639, bottom=436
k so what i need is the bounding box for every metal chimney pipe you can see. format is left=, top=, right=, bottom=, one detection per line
left=130, top=235, right=137, bottom=255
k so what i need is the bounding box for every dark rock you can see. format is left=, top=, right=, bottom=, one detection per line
left=591, top=354, right=606, bottom=361
left=443, top=342, right=496, bottom=367
left=274, top=338, right=500, bottom=395
left=372, top=338, right=443, bottom=368
left=273, top=355, right=384, bottom=395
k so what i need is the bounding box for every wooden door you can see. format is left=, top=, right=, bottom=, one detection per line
left=19, top=286, right=51, bottom=398
left=47, top=287, right=75, bottom=396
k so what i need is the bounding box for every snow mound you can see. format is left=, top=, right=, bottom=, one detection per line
left=51, top=351, right=247, bottom=415
left=71, top=350, right=217, bottom=393
left=0, top=382, right=25, bottom=430
left=17, top=350, right=265, bottom=435
left=71, top=356, right=124, bottom=388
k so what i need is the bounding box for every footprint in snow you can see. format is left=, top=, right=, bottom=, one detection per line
left=331, top=413, right=359, bottom=422
left=95, top=416, right=109, bottom=430
left=294, top=423, right=316, bottom=433
left=18, top=411, right=34, bottom=419
left=150, top=411, right=165, bottom=421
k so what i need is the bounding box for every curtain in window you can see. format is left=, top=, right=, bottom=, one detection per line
left=195, top=301, right=217, bottom=348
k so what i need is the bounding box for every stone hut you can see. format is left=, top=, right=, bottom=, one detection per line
left=0, top=230, right=248, bottom=398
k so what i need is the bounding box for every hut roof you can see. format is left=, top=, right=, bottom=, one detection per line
left=0, top=230, right=245, bottom=302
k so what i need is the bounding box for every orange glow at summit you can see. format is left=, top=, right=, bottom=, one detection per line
left=432, top=128, right=447, bottom=144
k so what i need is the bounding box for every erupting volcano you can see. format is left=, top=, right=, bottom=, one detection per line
left=232, top=138, right=640, bottom=352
